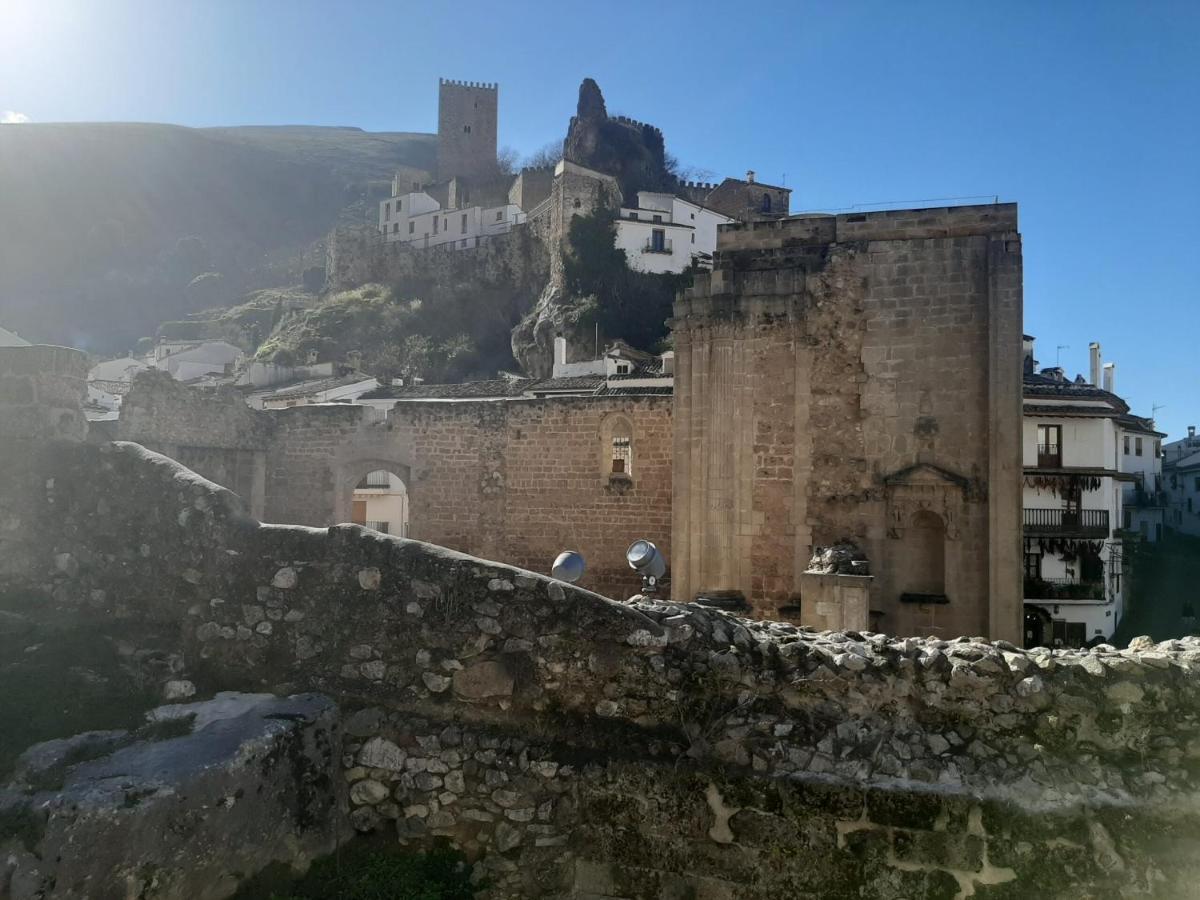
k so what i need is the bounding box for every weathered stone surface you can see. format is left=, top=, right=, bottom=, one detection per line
left=1, top=692, right=342, bottom=900
left=452, top=660, right=515, bottom=700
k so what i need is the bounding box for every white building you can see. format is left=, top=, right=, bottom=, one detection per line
left=1022, top=339, right=1140, bottom=648
left=1164, top=426, right=1200, bottom=537
left=614, top=192, right=735, bottom=274
left=378, top=190, right=525, bottom=251
left=153, top=339, right=244, bottom=382
left=352, top=470, right=409, bottom=536
left=258, top=374, right=382, bottom=410
left=0, top=325, right=30, bottom=347
left=1118, top=410, right=1166, bottom=543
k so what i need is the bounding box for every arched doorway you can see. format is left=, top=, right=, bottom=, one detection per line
left=350, top=468, right=409, bottom=537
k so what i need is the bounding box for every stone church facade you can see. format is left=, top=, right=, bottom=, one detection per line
left=670, top=204, right=1024, bottom=642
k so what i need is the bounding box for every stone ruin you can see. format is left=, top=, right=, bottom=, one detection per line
left=4, top=342, right=1200, bottom=898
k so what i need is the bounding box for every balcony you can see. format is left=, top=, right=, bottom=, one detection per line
left=643, top=238, right=673, bottom=254
left=1128, top=487, right=1168, bottom=508
left=1023, top=507, right=1110, bottom=538
left=1024, top=576, right=1105, bottom=602
left=1036, top=442, right=1061, bottom=469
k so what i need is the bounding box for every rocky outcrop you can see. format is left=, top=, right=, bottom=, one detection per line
left=563, top=78, right=672, bottom=200
left=1, top=693, right=341, bottom=900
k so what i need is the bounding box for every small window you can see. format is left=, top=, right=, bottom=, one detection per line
left=616, top=363, right=630, bottom=375
left=628, top=212, right=638, bottom=220
left=461, top=213, right=468, bottom=232
left=691, top=233, right=695, bottom=243
left=1136, top=438, right=1143, bottom=456
left=463, top=124, right=471, bottom=134
left=1195, top=477, right=1200, bottom=492
left=573, top=198, right=582, bottom=209
left=461, top=239, right=467, bottom=247
left=650, top=228, right=666, bottom=252
left=433, top=217, right=439, bottom=234
left=393, top=223, right=399, bottom=233
left=409, top=221, right=415, bottom=234
left=443, top=217, right=448, bottom=230
left=496, top=210, right=504, bottom=222
left=385, top=206, right=391, bottom=221
left=690, top=212, right=695, bottom=220
left=761, top=192, right=772, bottom=213
left=611, top=436, right=631, bottom=475
left=1123, top=435, right=1130, bottom=455
left=652, top=214, right=663, bottom=223
left=396, top=199, right=402, bottom=212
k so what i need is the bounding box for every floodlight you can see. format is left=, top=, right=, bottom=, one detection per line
left=626, top=539, right=666, bottom=594
left=551, top=550, right=586, bottom=584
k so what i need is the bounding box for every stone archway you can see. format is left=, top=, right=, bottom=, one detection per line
left=333, top=458, right=413, bottom=529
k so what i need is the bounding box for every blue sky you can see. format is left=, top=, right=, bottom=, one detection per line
left=2, top=0, right=1197, bottom=437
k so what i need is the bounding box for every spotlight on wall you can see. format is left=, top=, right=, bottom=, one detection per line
left=551, top=550, right=586, bottom=584
left=626, top=539, right=666, bottom=595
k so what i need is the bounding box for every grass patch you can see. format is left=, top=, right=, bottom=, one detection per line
left=232, top=837, right=475, bottom=900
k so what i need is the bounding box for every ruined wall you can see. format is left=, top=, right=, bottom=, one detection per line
left=0, top=344, right=88, bottom=444
left=324, top=220, right=549, bottom=296
left=4, top=407, right=1200, bottom=896
left=118, top=374, right=672, bottom=600
left=672, top=204, right=1023, bottom=642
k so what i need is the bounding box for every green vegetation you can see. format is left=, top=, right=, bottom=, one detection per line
left=0, top=598, right=160, bottom=778
left=233, top=838, right=474, bottom=900
left=564, top=211, right=689, bottom=353
left=256, top=284, right=510, bottom=382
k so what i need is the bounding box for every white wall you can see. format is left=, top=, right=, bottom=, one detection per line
left=614, top=220, right=692, bottom=274
left=380, top=190, right=524, bottom=250
left=353, top=470, right=409, bottom=537
left=1022, top=413, right=1113, bottom=469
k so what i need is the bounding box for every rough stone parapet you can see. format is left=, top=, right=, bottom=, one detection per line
left=5, top=435, right=1200, bottom=896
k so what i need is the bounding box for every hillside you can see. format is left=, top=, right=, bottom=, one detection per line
left=0, top=123, right=434, bottom=353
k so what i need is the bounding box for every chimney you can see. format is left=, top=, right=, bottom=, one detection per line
left=746, top=170, right=755, bottom=184
left=553, top=334, right=567, bottom=374
left=1190, top=425, right=1197, bottom=440
left=660, top=350, right=675, bottom=377
left=1089, top=342, right=1101, bottom=386
left=1102, top=362, right=1115, bottom=394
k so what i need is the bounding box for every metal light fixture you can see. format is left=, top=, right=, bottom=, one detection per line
left=626, top=539, right=666, bottom=595
left=551, top=550, right=586, bottom=584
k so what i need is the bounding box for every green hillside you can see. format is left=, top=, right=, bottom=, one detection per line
left=0, top=122, right=434, bottom=353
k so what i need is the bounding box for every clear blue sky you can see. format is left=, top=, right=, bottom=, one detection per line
left=2, top=0, right=1197, bottom=437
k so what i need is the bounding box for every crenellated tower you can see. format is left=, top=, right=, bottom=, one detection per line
left=436, top=78, right=499, bottom=183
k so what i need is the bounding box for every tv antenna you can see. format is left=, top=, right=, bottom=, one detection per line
left=1152, top=402, right=1167, bottom=424
left=1056, top=344, right=1069, bottom=367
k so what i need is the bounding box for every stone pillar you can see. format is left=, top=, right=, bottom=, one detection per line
left=987, top=233, right=1024, bottom=644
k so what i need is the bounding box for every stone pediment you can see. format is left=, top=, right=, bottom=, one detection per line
left=882, top=463, right=969, bottom=491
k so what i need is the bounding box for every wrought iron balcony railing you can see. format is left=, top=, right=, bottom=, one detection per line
left=1023, top=507, right=1110, bottom=537
left=1036, top=442, right=1061, bottom=468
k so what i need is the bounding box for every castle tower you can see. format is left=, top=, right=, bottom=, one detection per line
left=436, top=78, right=499, bottom=183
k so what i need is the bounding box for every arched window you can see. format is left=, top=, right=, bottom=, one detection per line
left=760, top=193, right=772, bottom=213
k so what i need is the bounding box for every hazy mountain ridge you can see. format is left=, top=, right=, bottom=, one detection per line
left=0, top=122, right=435, bottom=352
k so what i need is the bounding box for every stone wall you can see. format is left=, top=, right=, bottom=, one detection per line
left=324, top=219, right=549, bottom=297
left=0, top=344, right=88, bottom=443
left=118, top=373, right=672, bottom=600
left=672, top=204, right=1024, bottom=642
left=4, top=418, right=1200, bottom=897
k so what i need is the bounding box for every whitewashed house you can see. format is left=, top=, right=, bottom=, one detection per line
left=352, top=470, right=409, bottom=536
left=614, top=192, right=735, bottom=274
left=153, top=339, right=244, bottom=382
left=378, top=190, right=525, bottom=251
left=0, top=325, right=30, bottom=347
left=1164, top=427, right=1200, bottom=537
left=1022, top=340, right=1139, bottom=648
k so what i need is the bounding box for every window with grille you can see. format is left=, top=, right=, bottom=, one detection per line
left=365, top=521, right=390, bottom=534
left=611, top=436, right=631, bottom=475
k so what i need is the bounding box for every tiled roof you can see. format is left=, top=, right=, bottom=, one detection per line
left=1023, top=373, right=1128, bottom=413
left=266, top=374, right=372, bottom=401
left=1116, top=414, right=1165, bottom=437
left=594, top=385, right=673, bottom=396
left=362, top=379, right=529, bottom=400
left=526, top=375, right=604, bottom=393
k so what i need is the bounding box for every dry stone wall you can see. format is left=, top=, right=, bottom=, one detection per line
left=4, top=411, right=1200, bottom=896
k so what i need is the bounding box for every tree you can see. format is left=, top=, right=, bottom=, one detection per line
left=522, top=141, right=563, bottom=170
